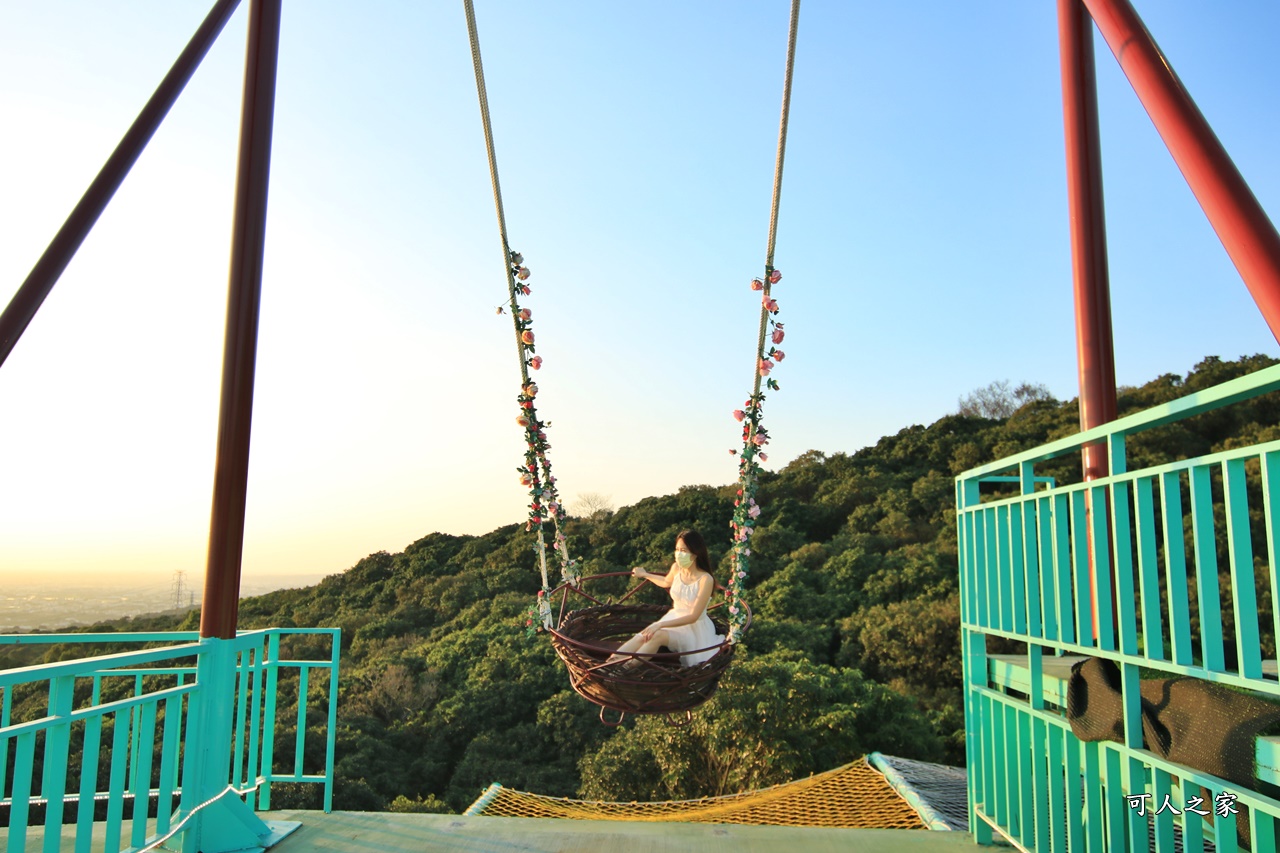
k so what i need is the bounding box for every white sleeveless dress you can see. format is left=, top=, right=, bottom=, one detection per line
left=654, top=573, right=722, bottom=667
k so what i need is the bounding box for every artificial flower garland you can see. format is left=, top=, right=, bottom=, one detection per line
left=498, top=250, right=581, bottom=637
left=726, top=267, right=785, bottom=642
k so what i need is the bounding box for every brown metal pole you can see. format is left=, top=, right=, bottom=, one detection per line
left=0, top=0, right=243, bottom=368
left=1059, top=0, right=1118, bottom=641
left=201, top=0, right=282, bottom=640
left=1083, top=0, right=1280, bottom=343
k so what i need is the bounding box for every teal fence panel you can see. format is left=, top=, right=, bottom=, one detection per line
left=958, top=364, right=1280, bottom=851
left=0, top=627, right=340, bottom=852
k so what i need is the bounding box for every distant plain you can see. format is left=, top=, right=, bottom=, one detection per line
left=0, top=572, right=330, bottom=631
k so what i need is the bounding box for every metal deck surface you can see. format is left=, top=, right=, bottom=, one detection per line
left=260, top=810, right=981, bottom=853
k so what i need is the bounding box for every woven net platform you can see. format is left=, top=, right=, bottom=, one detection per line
left=464, top=757, right=927, bottom=828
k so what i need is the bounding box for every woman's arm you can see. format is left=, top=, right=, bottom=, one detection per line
left=648, top=574, right=714, bottom=628
left=632, top=563, right=677, bottom=589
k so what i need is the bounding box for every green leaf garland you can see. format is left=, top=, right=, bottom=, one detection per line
left=727, top=267, right=785, bottom=642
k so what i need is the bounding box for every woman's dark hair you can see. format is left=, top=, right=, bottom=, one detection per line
left=676, top=529, right=712, bottom=575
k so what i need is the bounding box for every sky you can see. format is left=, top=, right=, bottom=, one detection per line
left=2, top=1, right=1278, bottom=589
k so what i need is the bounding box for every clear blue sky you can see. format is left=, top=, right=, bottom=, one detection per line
left=2, top=1, right=1278, bottom=585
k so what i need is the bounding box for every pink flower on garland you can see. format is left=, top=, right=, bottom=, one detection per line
left=520, top=285, right=531, bottom=295
left=516, top=415, right=529, bottom=427
left=763, top=297, right=778, bottom=312
left=773, top=350, right=785, bottom=362
left=517, top=267, right=531, bottom=281
left=758, top=359, right=773, bottom=376
left=529, top=355, right=543, bottom=370
left=519, top=308, right=531, bottom=321
left=524, top=383, right=538, bottom=397
left=759, top=452, right=768, bottom=462
left=750, top=279, right=764, bottom=291
left=753, top=433, right=767, bottom=446
left=772, top=328, right=785, bottom=344
left=733, top=409, right=745, bottom=422
left=769, top=269, right=782, bottom=283
left=521, top=330, right=535, bottom=345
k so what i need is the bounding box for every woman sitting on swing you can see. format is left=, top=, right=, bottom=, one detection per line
left=608, top=529, right=723, bottom=668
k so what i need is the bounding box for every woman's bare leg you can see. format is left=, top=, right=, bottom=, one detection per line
left=607, top=629, right=669, bottom=664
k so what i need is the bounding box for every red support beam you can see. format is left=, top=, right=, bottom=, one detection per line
left=201, top=0, right=282, bottom=640
left=1060, top=0, right=1118, bottom=642
left=1059, top=0, right=1118, bottom=483
left=0, top=0, right=242, bottom=368
left=1083, top=0, right=1280, bottom=343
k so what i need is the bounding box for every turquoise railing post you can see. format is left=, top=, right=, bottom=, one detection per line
left=324, top=629, right=340, bottom=813
left=40, top=675, right=75, bottom=853
left=1160, top=471, right=1194, bottom=666
left=129, top=700, right=158, bottom=850
left=246, top=643, right=264, bottom=809
left=104, top=702, right=130, bottom=853
left=0, top=685, right=11, bottom=804
left=259, top=629, right=281, bottom=810
left=180, top=636, right=274, bottom=853
left=1225, top=457, right=1263, bottom=678
left=957, top=474, right=993, bottom=845
left=1190, top=463, right=1225, bottom=671
left=294, top=666, right=309, bottom=779
left=155, top=693, right=182, bottom=837
left=233, top=647, right=251, bottom=793
left=74, top=701, right=103, bottom=851
left=1264, top=451, right=1280, bottom=664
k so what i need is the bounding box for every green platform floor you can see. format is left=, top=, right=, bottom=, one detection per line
left=261, top=810, right=981, bottom=853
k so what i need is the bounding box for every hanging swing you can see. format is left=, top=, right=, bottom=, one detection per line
left=463, top=0, right=800, bottom=725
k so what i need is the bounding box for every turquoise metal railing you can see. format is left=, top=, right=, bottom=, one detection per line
left=0, top=627, right=339, bottom=853
left=957, top=364, right=1280, bottom=852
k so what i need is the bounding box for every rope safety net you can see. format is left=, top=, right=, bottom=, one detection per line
left=463, top=757, right=927, bottom=829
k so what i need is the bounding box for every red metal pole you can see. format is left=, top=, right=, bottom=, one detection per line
left=1060, top=0, right=1118, bottom=641
left=201, top=0, right=282, bottom=640
left=0, top=0, right=243, bottom=368
left=1083, top=0, right=1280, bottom=343
left=1059, top=0, right=1118, bottom=477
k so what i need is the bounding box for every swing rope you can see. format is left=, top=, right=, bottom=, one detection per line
left=727, top=0, right=801, bottom=643
left=464, top=0, right=800, bottom=650
left=463, top=0, right=578, bottom=626
left=462, top=0, right=524, bottom=382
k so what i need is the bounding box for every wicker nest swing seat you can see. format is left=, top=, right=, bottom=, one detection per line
left=544, top=572, right=752, bottom=725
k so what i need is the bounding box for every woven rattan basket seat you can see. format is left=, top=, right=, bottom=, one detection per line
left=549, top=602, right=735, bottom=720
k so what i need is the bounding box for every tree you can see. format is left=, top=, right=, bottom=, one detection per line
left=570, top=492, right=615, bottom=518
left=957, top=379, right=1055, bottom=419
left=577, top=651, right=942, bottom=801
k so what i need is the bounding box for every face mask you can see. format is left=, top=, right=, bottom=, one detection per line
left=675, top=551, right=694, bottom=569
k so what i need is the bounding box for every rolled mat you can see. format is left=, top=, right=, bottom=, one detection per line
left=1067, top=656, right=1280, bottom=847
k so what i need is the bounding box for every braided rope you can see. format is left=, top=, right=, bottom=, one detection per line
left=753, top=0, right=800, bottom=406
left=462, top=0, right=527, bottom=386
left=766, top=0, right=801, bottom=271
left=463, top=1, right=579, bottom=614
left=728, top=0, right=801, bottom=642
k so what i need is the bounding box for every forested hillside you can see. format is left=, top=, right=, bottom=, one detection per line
left=7, top=355, right=1277, bottom=814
